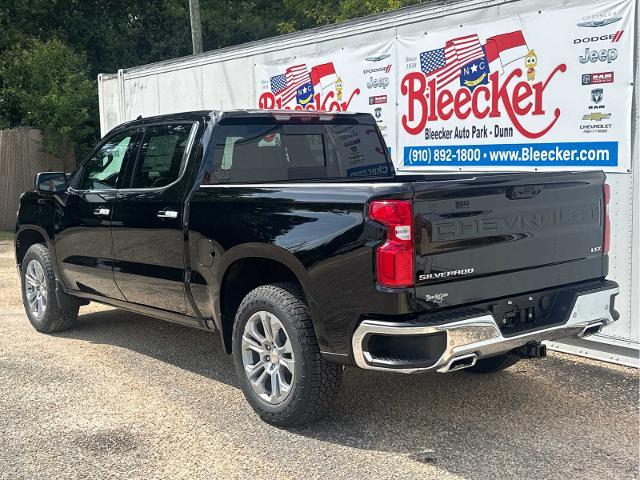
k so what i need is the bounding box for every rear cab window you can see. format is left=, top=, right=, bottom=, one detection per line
left=130, top=123, right=197, bottom=189
left=203, top=114, right=393, bottom=184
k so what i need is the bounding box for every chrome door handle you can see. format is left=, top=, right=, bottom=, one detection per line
left=157, top=210, right=178, bottom=219
left=93, top=207, right=110, bottom=216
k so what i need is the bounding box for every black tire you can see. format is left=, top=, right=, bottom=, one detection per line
left=20, top=243, right=79, bottom=333
left=232, top=283, right=343, bottom=427
left=465, top=352, right=520, bottom=374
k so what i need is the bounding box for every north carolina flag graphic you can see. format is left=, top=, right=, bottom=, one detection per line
left=459, top=47, right=490, bottom=91
left=310, top=62, right=338, bottom=90
left=296, top=82, right=315, bottom=105
left=419, top=34, right=485, bottom=88
left=270, top=64, right=311, bottom=106
left=484, top=30, right=529, bottom=75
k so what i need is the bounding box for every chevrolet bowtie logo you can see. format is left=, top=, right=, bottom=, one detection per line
left=582, top=112, right=611, bottom=121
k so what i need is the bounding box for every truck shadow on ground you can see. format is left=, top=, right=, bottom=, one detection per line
left=59, top=308, right=639, bottom=480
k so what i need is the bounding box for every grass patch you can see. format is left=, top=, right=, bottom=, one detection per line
left=0, top=231, right=14, bottom=241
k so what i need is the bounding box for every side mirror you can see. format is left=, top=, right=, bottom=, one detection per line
left=35, top=172, right=67, bottom=193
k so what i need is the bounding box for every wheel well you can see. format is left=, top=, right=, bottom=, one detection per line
left=16, top=229, right=46, bottom=267
left=220, top=257, right=302, bottom=353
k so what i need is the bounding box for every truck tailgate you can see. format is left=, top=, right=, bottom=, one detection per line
left=413, top=171, right=607, bottom=302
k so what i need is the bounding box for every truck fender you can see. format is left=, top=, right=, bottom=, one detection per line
left=212, top=243, right=325, bottom=351
left=216, top=242, right=312, bottom=303
left=14, top=224, right=68, bottom=291
left=15, top=224, right=52, bottom=263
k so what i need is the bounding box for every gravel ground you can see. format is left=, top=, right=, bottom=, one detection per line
left=0, top=241, right=638, bottom=479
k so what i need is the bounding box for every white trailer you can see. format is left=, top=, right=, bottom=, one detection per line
left=98, top=0, right=639, bottom=367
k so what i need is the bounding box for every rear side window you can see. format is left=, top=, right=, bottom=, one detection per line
left=204, top=123, right=391, bottom=184
left=130, top=123, right=196, bottom=188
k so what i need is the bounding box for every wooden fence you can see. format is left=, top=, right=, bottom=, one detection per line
left=0, top=128, right=75, bottom=230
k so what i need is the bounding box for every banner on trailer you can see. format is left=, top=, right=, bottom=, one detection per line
left=396, top=0, right=635, bottom=172
left=254, top=41, right=397, bottom=157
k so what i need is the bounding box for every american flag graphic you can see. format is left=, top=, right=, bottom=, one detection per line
left=270, top=64, right=311, bottom=106
left=420, top=34, right=485, bottom=88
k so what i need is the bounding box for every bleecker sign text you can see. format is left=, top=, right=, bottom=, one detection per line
left=259, top=89, right=360, bottom=111
left=400, top=65, right=567, bottom=138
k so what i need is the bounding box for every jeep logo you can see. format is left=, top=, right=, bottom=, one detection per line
left=579, top=47, right=618, bottom=64
left=366, top=76, right=390, bottom=89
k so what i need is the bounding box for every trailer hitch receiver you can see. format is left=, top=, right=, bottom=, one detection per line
left=516, top=342, right=547, bottom=358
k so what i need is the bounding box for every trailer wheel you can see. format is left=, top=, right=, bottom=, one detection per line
left=232, top=282, right=343, bottom=426
left=465, top=352, right=520, bottom=373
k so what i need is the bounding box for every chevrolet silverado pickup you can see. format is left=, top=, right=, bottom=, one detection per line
left=15, top=110, right=619, bottom=426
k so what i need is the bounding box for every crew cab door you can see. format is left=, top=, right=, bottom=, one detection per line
left=111, top=122, right=200, bottom=313
left=55, top=128, right=140, bottom=299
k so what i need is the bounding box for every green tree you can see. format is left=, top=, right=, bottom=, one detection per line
left=0, top=39, right=95, bottom=154
left=0, top=0, right=430, bottom=158
left=0, top=0, right=194, bottom=76
left=278, top=0, right=423, bottom=32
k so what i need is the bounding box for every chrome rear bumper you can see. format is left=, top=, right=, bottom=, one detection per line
left=352, top=286, right=619, bottom=374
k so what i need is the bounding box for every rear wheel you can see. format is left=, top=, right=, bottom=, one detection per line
left=465, top=352, right=520, bottom=373
left=20, top=243, right=79, bottom=333
left=232, top=283, right=343, bottom=426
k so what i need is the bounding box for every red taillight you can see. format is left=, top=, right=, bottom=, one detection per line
left=369, top=200, right=414, bottom=288
left=603, top=182, right=610, bottom=254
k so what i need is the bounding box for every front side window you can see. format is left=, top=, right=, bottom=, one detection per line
left=79, top=130, right=134, bottom=190
left=204, top=122, right=391, bottom=184
left=130, top=123, right=196, bottom=189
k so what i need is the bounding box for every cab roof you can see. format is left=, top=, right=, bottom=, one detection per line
left=114, top=109, right=375, bottom=131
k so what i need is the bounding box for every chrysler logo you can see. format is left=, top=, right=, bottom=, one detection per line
left=365, top=54, right=391, bottom=62
left=577, top=17, right=622, bottom=27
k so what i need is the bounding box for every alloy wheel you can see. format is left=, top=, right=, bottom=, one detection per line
left=25, top=260, right=47, bottom=319
left=241, top=311, right=295, bottom=404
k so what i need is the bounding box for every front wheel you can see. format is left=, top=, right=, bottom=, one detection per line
left=232, top=283, right=343, bottom=426
left=20, top=243, right=79, bottom=333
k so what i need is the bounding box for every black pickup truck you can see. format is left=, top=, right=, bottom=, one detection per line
left=15, top=110, right=618, bottom=426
